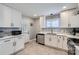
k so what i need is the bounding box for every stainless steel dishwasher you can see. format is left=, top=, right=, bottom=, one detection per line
left=36, top=33, right=45, bottom=45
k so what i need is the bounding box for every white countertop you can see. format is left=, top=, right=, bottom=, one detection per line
left=38, top=32, right=79, bottom=39
left=0, top=34, right=23, bottom=41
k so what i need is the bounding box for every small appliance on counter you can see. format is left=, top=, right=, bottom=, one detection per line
left=11, top=30, right=22, bottom=35
left=36, top=33, right=45, bottom=45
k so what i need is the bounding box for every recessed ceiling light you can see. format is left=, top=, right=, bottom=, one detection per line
left=63, top=6, right=67, bottom=9
left=33, top=14, right=37, bottom=17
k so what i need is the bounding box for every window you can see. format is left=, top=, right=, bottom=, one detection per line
left=46, top=17, right=60, bottom=28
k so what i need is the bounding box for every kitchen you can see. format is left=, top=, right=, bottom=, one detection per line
left=0, top=3, right=79, bottom=55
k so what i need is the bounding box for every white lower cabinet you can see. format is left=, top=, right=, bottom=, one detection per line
left=45, top=34, right=58, bottom=47
left=0, top=35, right=24, bottom=55
left=63, top=36, right=68, bottom=50
left=51, top=35, right=58, bottom=47
left=0, top=38, right=14, bottom=55
left=14, top=36, right=24, bottom=52
left=12, top=35, right=25, bottom=53
left=45, top=34, right=51, bottom=46
left=45, top=34, right=68, bottom=50
left=57, top=35, right=63, bottom=49
left=23, top=34, right=29, bottom=43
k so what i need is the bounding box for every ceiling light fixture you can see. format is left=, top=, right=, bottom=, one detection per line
left=33, top=14, right=37, bottom=17
left=63, top=6, right=67, bottom=9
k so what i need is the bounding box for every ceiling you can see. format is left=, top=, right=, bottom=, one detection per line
left=3, top=3, right=78, bottom=18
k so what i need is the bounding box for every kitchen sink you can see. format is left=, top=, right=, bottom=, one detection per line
left=47, top=33, right=57, bottom=35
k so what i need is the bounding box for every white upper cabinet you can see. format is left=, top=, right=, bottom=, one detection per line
left=60, top=9, right=78, bottom=28
left=39, top=16, right=46, bottom=28
left=0, top=4, right=12, bottom=27
left=11, top=9, right=22, bottom=27
left=3, top=6, right=12, bottom=27
left=0, top=4, right=22, bottom=27
left=69, top=15, right=79, bottom=27
left=0, top=4, right=4, bottom=27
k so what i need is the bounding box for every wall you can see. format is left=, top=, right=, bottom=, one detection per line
left=22, top=16, right=36, bottom=40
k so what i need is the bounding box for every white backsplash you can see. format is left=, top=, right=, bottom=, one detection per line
left=41, top=28, right=73, bottom=34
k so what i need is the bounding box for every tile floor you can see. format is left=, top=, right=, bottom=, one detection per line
left=16, top=40, right=68, bottom=55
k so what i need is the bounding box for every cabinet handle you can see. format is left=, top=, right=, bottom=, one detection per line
left=4, top=40, right=10, bottom=42
left=68, top=24, right=71, bottom=27
left=13, top=42, right=16, bottom=46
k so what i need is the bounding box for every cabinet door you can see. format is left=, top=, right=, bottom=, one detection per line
left=0, top=38, right=14, bottom=55
left=69, top=15, right=79, bottom=27
left=57, top=35, right=63, bottom=49
left=63, top=36, right=68, bottom=50
left=40, top=16, right=46, bottom=28
left=0, top=4, right=4, bottom=27
left=60, top=10, right=75, bottom=27
left=51, top=35, right=58, bottom=47
left=14, top=36, right=24, bottom=52
left=11, top=9, right=21, bottom=27
left=22, top=33, right=29, bottom=43
left=3, top=6, right=11, bottom=27
left=60, top=12, right=69, bottom=27
left=45, top=34, right=51, bottom=46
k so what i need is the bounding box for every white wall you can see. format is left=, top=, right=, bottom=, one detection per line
left=22, top=16, right=36, bottom=40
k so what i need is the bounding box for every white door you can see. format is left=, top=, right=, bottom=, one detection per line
left=63, top=36, right=68, bottom=50
left=0, top=38, right=14, bottom=55
left=14, top=36, right=24, bottom=52
left=57, top=35, right=63, bottom=49
left=51, top=35, right=58, bottom=47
